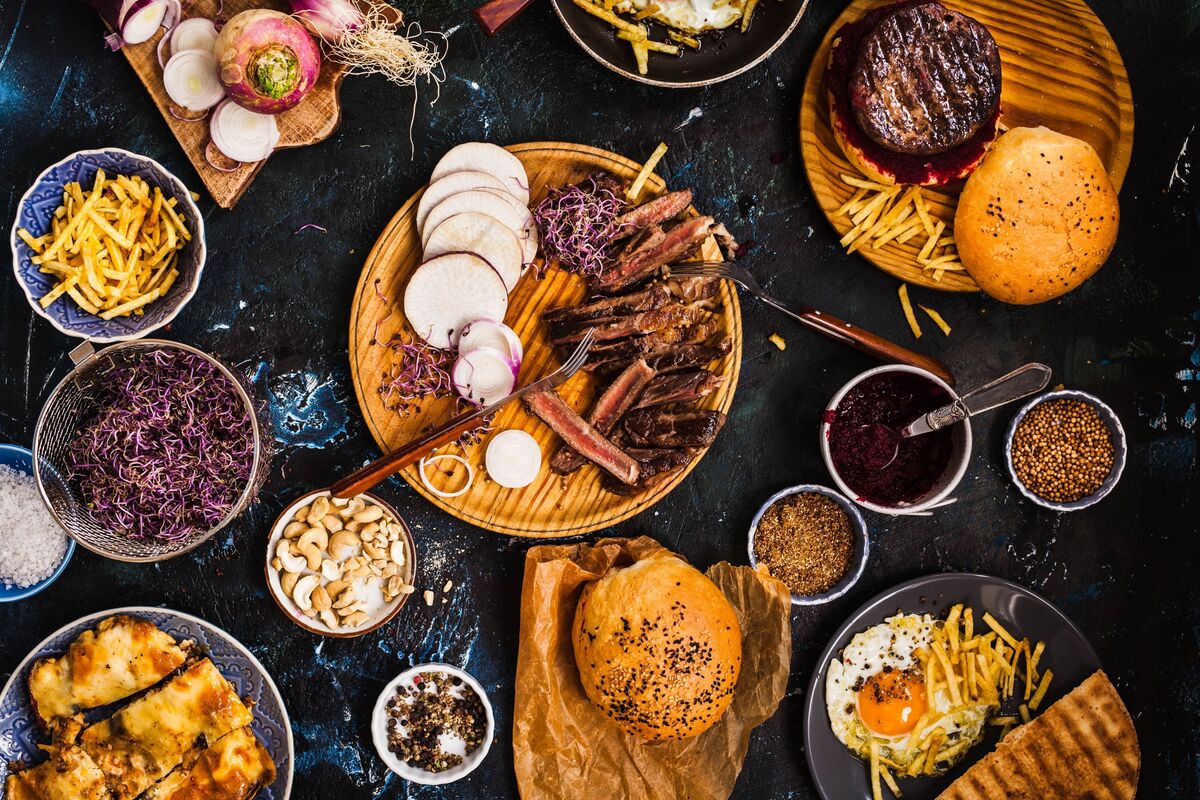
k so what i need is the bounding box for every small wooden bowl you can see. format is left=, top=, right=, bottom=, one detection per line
left=264, top=489, right=417, bottom=638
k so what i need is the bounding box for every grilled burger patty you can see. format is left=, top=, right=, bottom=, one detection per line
left=847, top=1, right=1001, bottom=157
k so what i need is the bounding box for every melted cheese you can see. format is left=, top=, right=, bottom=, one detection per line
left=3, top=746, right=110, bottom=800
left=29, top=615, right=187, bottom=725
left=142, top=727, right=276, bottom=800
left=80, top=659, right=252, bottom=800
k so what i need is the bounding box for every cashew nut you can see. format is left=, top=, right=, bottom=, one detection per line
left=325, top=579, right=349, bottom=599
left=276, top=539, right=306, bottom=574
left=362, top=542, right=386, bottom=561
left=333, top=588, right=359, bottom=609
left=344, top=497, right=365, bottom=518
left=280, top=572, right=300, bottom=596
left=309, top=496, right=331, bottom=521
left=319, top=609, right=339, bottom=629
left=337, top=601, right=367, bottom=617
left=342, top=611, right=370, bottom=628
left=322, top=514, right=344, bottom=533
left=328, top=530, right=359, bottom=561
left=389, top=541, right=406, bottom=567
left=283, top=521, right=307, bottom=539
left=297, top=528, right=329, bottom=553
left=311, top=585, right=332, bottom=612
left=320, top=559, right=343, bottom=581
left=293, top=505, right=309, bottom=523
left=292, top=575, right=320, bottom=612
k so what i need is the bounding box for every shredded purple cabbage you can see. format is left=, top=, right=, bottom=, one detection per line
left=66, top=349, right=254, bottom=542
left=378, top=335, right=455, bottom=415
left=532, top=176, right=626, bottom=278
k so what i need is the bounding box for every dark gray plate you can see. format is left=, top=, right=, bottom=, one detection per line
left=802, top=573, right=1102, bottom=799
left=550, top=0, right=811, bottom=88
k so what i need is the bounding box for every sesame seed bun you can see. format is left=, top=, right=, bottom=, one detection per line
left=572, top=553, right=742, bottom=741
left=955, top=127, right=1120, bottom=304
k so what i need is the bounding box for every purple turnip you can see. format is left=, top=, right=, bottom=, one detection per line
left=213, top=9, right=320, bottom=115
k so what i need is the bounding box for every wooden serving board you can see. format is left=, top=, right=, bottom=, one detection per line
left=118, top=0, right=358, bottom=208
left=799, top=0, right=1134, bottom=292
left=348, top=142, right=743, bottom=538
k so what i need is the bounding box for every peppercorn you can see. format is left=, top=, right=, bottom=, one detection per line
left=1011, top=399, right=1114, bottom=503
left=385, top=671, right=488, bottom=772
left=753, top=492, right=854, bottom=596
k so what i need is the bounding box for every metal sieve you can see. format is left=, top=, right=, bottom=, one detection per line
left=33, top=339, right=271, bottom=563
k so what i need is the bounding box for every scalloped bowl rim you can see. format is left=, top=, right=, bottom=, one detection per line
left=9, top=147, right=206, bottom=343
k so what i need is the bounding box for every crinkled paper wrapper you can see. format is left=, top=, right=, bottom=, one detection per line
left=513, top=536, right=792, bottom=800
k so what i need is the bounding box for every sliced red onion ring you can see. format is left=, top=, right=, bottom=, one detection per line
left=209, top=99, right=279, bottom=163
left=457, top=319, right=523, bottom=366
left=163, top=49, right=225, bottom=111
left=452, top=346, right=516, bottom=406
left=169, top=101, right=210, bottom=122
left=204, top=138, right=242, bottom=172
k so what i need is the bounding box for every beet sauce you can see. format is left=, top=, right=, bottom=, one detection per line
left=828, top=372, right=955, bottom=506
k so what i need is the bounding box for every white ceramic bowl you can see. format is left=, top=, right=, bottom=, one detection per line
left=371, top=663, right=495, bottom=785
left=264, top=489, right=417, bottom=638
left=746, top=484, right=869, bottom=606
left=819, top=365, right=971, bottom=515
left=1004, top=389, right=1128, bottom=511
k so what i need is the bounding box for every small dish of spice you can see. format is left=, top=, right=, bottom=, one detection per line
left=1005, top=390, right=1127, bottom=511
left=0, top=444, right=74, bottom=602
left=371, top=663, right=494, bottom=785
left=748, top=484, right=869, bottom=606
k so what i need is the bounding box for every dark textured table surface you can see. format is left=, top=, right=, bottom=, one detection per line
left=1, top=1, right=1198, bottom=798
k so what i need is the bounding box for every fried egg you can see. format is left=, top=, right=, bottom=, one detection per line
left=826, top=613, right=991, bottom=771
left=615, top=0, right=746, bottom=34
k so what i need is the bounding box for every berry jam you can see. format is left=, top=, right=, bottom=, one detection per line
left=828, top=372, right=955, bottom=506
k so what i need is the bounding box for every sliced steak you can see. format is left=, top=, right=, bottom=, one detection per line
left=524, top=391, right=639, bottom=484
left=551, top=360, right=657, bottom=475
left=848, top=1, right=1001, bottom=156
left=613, top=190, right=693, bottom=237
left=582, top=317, right=721, bottom=371
left=593, top=215, right=717, bottom=294
left=602, top=447, right=699, bottom=496
left=542, top=282, right=670, bottom=324
left=548, top=303, right=707, bottom=346
left=595, top=338, right=733, bottom=379
left=623, top=409, right=727, bottom=448
left=633, top=370, right=724, bottom=409
left=665, top=276, right=721, bottom=304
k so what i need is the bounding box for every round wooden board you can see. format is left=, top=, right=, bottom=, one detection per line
left=348, top=142, right=742, bottom=538
left=799, top=0, right=1134, bottom=292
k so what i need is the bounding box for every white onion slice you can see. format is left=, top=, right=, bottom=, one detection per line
left=209, top=99, right=279, bottom=163
left=485, top=430, right=541, bottom=489
left=458, top=319, right=523, bottom=365
left=452, top=346, right=516, bottom=406
left=120, top=0, right=169, bottom=44
left=163, top=49, right=225, bottom=112
left=170, top=17, right=218, bottom=55
left=418, top=453, right=475, bottom=498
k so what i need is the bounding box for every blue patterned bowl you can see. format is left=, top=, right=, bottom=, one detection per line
left=10, top=148, right=206, bottom=342
left=0, top=607, right=294, bottom=799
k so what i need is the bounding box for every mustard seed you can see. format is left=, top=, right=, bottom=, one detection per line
left=1011, top=398, right=1114, bottom=503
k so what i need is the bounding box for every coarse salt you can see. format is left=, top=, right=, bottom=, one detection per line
left=0, top=465, right=67, bottom=589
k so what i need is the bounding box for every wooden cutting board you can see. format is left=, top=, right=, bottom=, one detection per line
left=799, top=0, right=1134, bottom=292
left=348, top=142, right=743, bottom=538
left=117, top=0, right=358, bottom=208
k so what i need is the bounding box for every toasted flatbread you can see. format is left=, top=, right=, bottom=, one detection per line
left=938, top=670, right=1139, bottom=800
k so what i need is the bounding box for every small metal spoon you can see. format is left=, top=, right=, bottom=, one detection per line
left=864, top=363, right=1052, bottom=470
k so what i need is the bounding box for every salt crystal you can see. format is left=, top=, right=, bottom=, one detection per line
left=0, top=465, right=67, bottom=589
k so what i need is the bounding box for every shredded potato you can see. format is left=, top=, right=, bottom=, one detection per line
left=17, top=171, right=189, bottom=319
left=627, top=142, right=669, bottom=203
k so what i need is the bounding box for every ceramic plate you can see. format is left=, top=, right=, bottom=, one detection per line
left=0, top=606, right=293, bottom=799
left=550, top=0, right=810, bottom=87
left=802, top=573, right=1102, bottom=799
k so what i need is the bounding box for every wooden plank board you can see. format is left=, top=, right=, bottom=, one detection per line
left=348, top=142, right=743, bottom=538
left=799, top=0, right=1134, bottom=292
left=117, top=0, right=353, bottom=208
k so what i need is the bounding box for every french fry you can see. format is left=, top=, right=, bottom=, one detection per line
left=633, top=3, right=659, bottom=19
left=571, top=0, right=645, bottom=34
left=870, top=741, right=883, bottom=800
left=919, top=305, right=952, bottom=336
left=931, top=643, right=961, bottom=705
left=1030, top=669, right=1053, bottom=710
left=898, top=284, right=922, bottom=338
left=100, top=288, right=161, bottom=320
left=627, top=142, right=668, bottom=202
left=1019, top=703, right=1031, bottom=724
left=836, top=188, right=868, bottom=216
left=740, top=0, right=760, bottom=32
left=946, top=604, right=962, bottom=656
left=879, top=763, right=902, bottom=798
left=617, top=31, right=679, bottom=53
left=667, top=30, right=700, bottom=48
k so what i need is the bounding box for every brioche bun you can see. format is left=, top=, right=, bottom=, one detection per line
left=572, top=554, right=742, bottom=741
left=955, top=127, right=1119, bottom=304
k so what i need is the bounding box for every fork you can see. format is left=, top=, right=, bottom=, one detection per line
left=668, top=262, right=955, bottom=386
left=330, top=330, right=597, bottom=499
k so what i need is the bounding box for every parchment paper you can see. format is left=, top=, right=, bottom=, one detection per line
left=512, top=536, right=792, bottom=800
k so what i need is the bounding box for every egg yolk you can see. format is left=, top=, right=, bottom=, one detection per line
left=857, top=669, right=927, bottom=737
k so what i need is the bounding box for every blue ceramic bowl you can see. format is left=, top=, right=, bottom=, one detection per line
left=1005, top=389, right=1128, bottom=511
left=0, top=444, right=74, bottom=602
left=10, top=148, right=206, bottom=342
left=747, top=484, right=870, bottom=606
